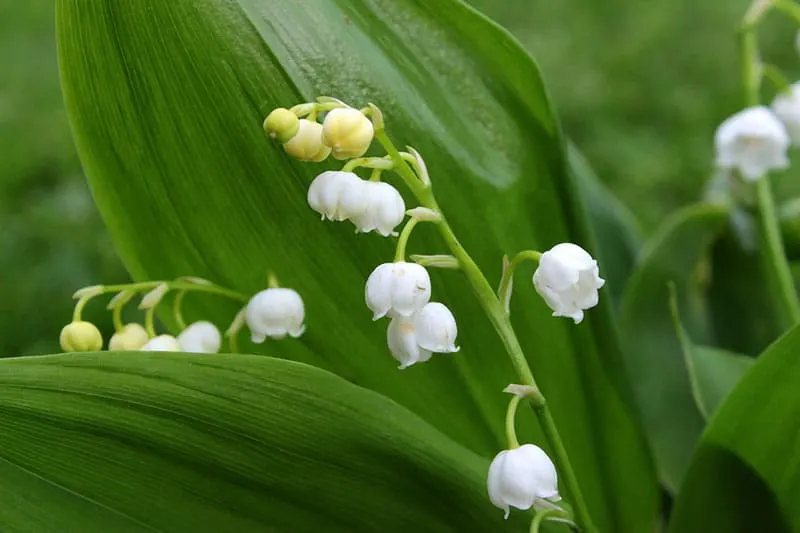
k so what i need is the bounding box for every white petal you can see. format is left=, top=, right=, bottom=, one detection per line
left=365, top=263, right=396, bottom=320
left=389, top=262, right=431, bottom=317
left=177, top=321, right=222, bottom=353
left=387, top=316, right=420, bottom=369
left=413, top=302, right=459, bottom=353
left=245, top=288, right=305, bottom=340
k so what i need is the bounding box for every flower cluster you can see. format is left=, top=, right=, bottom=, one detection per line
left=264, top=97, right=606, bottom=527
left=59, top=278, right=306, bottom=354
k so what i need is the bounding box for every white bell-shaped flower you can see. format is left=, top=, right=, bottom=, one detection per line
left=365, top=262, right=431, bottom=320
left=140, top=334, right=182, bottom=352
left=772, top=83, right=800, bottom=145
left=322, top=108, right=375, bottom=160
left=177, top=320, right=222, bottom=353
left=307, top=171, right=369, bottom=222
left=715, top=106, right=789, bottom=180
left=109, top=323, right=149, bottom=351
left=487, top=444, right=560, bottom=519
left=350, top=181, right=405, bottom=236
left=386, top=302, right=459, bottom=369
left=245, top=288, right=305, bottom=342
left=533, top=243, right=605, bottom=324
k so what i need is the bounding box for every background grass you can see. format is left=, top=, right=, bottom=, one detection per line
left=2, top=0, right=799, bottom=355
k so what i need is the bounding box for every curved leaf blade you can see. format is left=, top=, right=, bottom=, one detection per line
left=0, top=352, right=519, bottom=532
left=56, top=0, right=658, bottom=529
left=668, top=324, right=800, bottom=532
left=618, top=204, right=729, bottom=491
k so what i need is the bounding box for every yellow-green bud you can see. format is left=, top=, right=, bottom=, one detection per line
left=264, top=108, right=300, bottom=144
left=109, top=323, right=150, bottom=351
left=283, top=119, right=331, bottom=162
left=322, top=108, right=375, bottom=160
left=59, top=321, right=103, bottom=352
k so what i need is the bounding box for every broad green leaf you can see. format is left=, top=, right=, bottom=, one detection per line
left=618, top=203, right=728, bottom=492
left=57, top=0, right=657, bottom=529
left=669, top=284, right=755, bottom=420
left=707, top=224, right=781, bottom=356
left=668, top=324, right=800, bottom=533
left=0, top=351, right=522, bottom=532
left=566, top=143, right=642, bottom=309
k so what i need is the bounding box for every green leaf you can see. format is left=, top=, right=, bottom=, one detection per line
left=0, top=351, right=521, bottom=532
left=566, top=142, right=642, bottom=309
left=669, top=284, right=755, bottom=420
left=668, top=324, right=800, bottom=533
left=618, top=203, right=729, bottom=492
left=56, top=0, right=658, bottom=529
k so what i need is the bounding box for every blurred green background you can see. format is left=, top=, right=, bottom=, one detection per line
left=2, top=0, right=797, bottom=356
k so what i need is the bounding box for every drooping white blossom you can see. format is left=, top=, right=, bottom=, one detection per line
left=365, top=262, right=431, bottom=320
left=322, top=107, right=375, bottom=160
left=177, top=320, right=222, bottom=353
left=350, top=181, right=406, bottom=236
left=771, top=83, right=800, bottom=145
left=386, top=302, right=459, bottom=369
left=59, top=321, right=103, bottom=352
left=487, top=444, right=560, bottom=519
left=140, top=334, right=182, bottom=352
left=533, top=243, right=605, bottom=324
left=714, top=106, right=789, bottom=180
left=109, top=323, right=149, bottom=351
left=245, top=288, right=305, bottom=342
left=307, top=171, right=369, bottom=222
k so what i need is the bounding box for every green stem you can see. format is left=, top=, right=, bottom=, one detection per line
left=72, top=297, right=90, bottom=322
left=739, top=15, right=800, bottom=328
left=375, top=130, right=597, bottom=533
left=505, top=394, right=522, bottom=448
left=395, top=217, right=421, bottom=262
left=497, top=250, right=543, bottom=312
left=762, top=63, right=792, bottom=94
left=173, top=291, right=187, bottom=331
left=112, top=302, right=124, bottom=331
left=774, top=0, right=800, bottom=25
left=144, top=306, right=157, bottom=338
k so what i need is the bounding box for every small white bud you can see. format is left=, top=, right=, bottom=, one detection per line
left=365, top=262, right=431, bottom=320
left=386, top=302, right=459, bottom=370
left=283, top=119, right=331, bottom=162
left=59, top=321, right=103, bottom=352
left=140, top=334, right=182, bottom=352
left=245, top=288, right=306, bottom=342
left=771, top=83, right=800, bottom=145
left=533, top=243, right=605, bottom=324
left=322, top=108, right=375, bottom=159
left=109, top=323, right=149, bottom=351
left=351, top=181, right=406, bottom=236
left=307, top=171, right=369, bottom=221
left=487, top=444, right=560, bottom=519
left=715, top=106, right=789, bottom=180
left=177, top=320, right=222, bottom=353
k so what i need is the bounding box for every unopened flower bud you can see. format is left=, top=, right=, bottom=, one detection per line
left=307, top=171, right=368, bottom=221
left=59, top=321, right=103, bottom=352
left=366, top=262, right=431, bottom=320
left=264, top=107, right=300, bottom=143
left=283, top=119, right=330, bottom=162
left=177, top=320, right=222, bottom=353
left=322, top=108, right=374, bottom=159
left=386, top=302, right=459, bottom=369
left=715, top=106, right=789, bottom=180
left=351, top=181, right=406, bottom=236
left=109, top=323, right=149, bottom=351
left=487, top=444, right=560, bottom=519
left=533, top=243, right=605, bottom=324
left=140, top=334, right=182, bottom=352
left=245, top=288, right=305, bottom=342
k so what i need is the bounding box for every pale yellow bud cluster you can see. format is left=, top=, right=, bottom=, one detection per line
left=264, top=102, right=375, bottom=162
